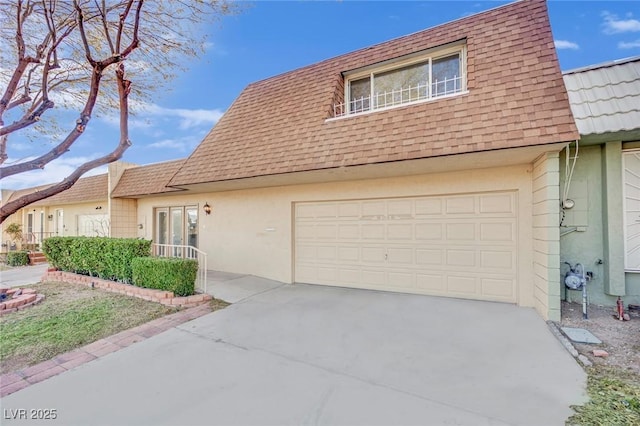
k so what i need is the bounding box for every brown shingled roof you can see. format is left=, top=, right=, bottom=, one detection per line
left=111, top=159, right=185, bottom=198
left=20, top=174, right=108, bottom=207
left=170, top=0, right=578, bottom=187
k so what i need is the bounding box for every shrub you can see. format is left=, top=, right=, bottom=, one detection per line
left=42, top=237, right=75, bottom=270
left=43, top=237, right=152, bottom=283
left=6, top=251, right=29, bottom=267
left=131, top=257, right=198, bottom=296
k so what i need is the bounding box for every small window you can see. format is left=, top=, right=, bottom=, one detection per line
left=335, top=45, right=466, bottom=118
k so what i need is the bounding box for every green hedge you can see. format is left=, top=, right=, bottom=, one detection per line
left=131, top=257, right=197, bottom=296
left=6, top=251, right=29, bottom=267
left=42, top=237, right=152, bottom=283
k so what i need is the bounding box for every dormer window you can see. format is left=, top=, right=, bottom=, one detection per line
left=334, top=43, right=466, bottom=118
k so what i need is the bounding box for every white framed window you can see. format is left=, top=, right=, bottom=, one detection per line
left=623, top=150, right=640, bottom=271
left=154, top=205, right=198, bottom=248
left=334, top=43, right=467, bottom=118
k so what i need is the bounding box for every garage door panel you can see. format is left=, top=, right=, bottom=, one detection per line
left=480, top=193, right=515, bottom=214
left=446, top=196, right=476, bottom=214
left=362, top=270, right=387, bottom=286
left=295, top=191, right=517, bottom=303
left=338, top=247, right=359, bottom=261
left=338, top=202, right=360, bottom=218
left=447, top=275, right=478, bottom=295
left=446, top=249, right=476, bottom=267
left=481, top=278, right=515, bottom=300
left=338, top=224, right=359, bottom=239
left=317, top=267, right=337, bottom=282
left=296, top=224, right=315, bottom=239
left=480, top=250, right=514, bottom=270
left=388, top=271, right=414, bottom=288
left=388, top=199, right=413, bottom=216
left=316, top=224, right=337, bottom=239
left=297, top=203, right=337, bottom=219
left=362, top=247, right=384, bottom=263
left=388, top=224, right=413, bottom=240
left=362, top=224, right=385, bottom=239
left=338, top=268, right=360, bottom=284
left=295, top=264, right=316, bottom=283
left=388, top=247, right=413, bottom=264
left=416, top=249, right=443, bottom=265
left=446, top=223, right=476, bottom=240
left=415, top=223, right=443, bottom=240
left=362, top=201, right=386, bottom=217
left=296, top=244, right=316, bottom=260
left=480, top=222, right=515, bottom=242
left=416, top=273, right=445, bottom=291
left=415, top=199, right=442, bottom=216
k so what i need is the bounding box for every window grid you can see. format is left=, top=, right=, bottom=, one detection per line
left=333, top=47, right=465, bottom=118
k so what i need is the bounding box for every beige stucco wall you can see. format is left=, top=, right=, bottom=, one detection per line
left=136, top=164, right=538, bottom=309
left=532, top=152, right=561, bottom=321
left=110, top=198, right=137, bottom=238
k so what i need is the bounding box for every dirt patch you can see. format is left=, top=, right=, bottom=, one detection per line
left=561, top=301, right=640, bottom=375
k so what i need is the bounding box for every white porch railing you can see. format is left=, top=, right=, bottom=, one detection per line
left=151, top=243, right=208, bottom=294
left=333, top=74, right=463, bottom=118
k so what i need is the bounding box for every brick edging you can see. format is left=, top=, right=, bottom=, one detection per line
left=41, top=270, right=211, bottom=308
left=0, top=304, right=213, bottom=397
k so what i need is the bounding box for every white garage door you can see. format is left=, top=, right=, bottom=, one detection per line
left=295, top=192, right=517, bottom=303
left=77, top=214, right=109, bottom=237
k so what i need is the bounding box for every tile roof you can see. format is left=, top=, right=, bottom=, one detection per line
left=170, top=0, right=578, bottom=187
left=111, top=159, right=185, bottom=198
left=27, top=173, right=108, bottom=206
left=563, top=56, right=640, bottom=136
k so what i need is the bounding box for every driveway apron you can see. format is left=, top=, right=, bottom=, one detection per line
left=1, top=282, right=586, bottom=426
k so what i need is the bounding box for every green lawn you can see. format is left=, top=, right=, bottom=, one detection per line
left=568, top=366, right=640, bottom=425
left=0, top=281, right=176, bottom=374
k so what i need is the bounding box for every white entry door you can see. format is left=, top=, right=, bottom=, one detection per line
left=624, top=151, right=640, bottom=271
left=295, top=191, right=518, bottom=303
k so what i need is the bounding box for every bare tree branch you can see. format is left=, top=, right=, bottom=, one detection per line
left=0, top=0, right=238, bottom=223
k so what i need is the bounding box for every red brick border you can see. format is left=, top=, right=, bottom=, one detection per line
left=0, top=288, right=45, bottom=316
left=0, top=304, right=212, bottom=397
left=41, top=270, right=211, bottom=308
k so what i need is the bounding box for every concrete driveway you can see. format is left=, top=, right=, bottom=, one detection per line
left=2, top=280, right=586, bottom=426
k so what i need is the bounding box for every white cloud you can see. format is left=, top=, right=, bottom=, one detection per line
left=619, top=39, right=640, bottom=49
left=102, top=102, right=224, bottom=131
left=1, top=156, right=107, bottom=190
left=147, top=135, right=201, bottom=152
left=554, top=40, right=580, bottom=50
left=602, top=11, right=640, bottom=34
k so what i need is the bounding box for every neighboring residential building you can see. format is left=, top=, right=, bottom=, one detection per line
left=1, top=161, right=141, bottom=247
left=561, top=56, right=640, bottom=306
left=115, top=0, right=578, bottom=321
left=1, top=174, right=109, bottom=248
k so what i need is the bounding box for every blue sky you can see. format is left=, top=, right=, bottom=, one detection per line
left=2, top=0, right=640, bottom=190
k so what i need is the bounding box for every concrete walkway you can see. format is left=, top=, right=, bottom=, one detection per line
left=1, top=274, right=587, bottom=426
left=0, top=263, right=49, bottom=288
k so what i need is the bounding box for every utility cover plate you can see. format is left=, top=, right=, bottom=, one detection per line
left=561, top=327, right=602, bottom=344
